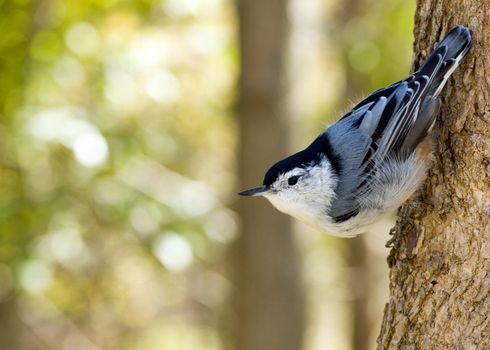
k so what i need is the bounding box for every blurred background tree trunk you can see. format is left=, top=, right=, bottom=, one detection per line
left=333, top=1, right=392, bottom=349
left=378, top=1, right=490, bottom=349
left=233, top=1, right=305, bottom=350
left=333, top=2, right=372, bottom=350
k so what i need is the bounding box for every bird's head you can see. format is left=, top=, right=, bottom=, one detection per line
left=239, top=148, right=338, bottom=224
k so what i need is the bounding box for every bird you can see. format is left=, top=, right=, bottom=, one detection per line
left=238, top=25, right=472, bottom=238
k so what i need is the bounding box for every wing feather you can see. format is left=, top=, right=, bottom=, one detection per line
left=326, top=26, right=471, bottom=223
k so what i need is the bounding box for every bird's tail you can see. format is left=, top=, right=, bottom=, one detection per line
left=398, top=26, right=471, bottom=155
left=417, top=25, right=472, bottom=97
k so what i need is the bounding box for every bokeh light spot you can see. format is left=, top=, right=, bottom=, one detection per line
left=153, top=233, right=193, bottom=272
left=204, top=209, right=238, bottom=244
left=52, top=56, right=86, bottom=88
left=65, top=22, right=100, bottom=56
left=19, top=260, right=53, bottom=294
left=73, top=131, right=109, bottom=167
left=144, top=69, right=181, bottom=104
left=163, top=0, right=220, bottom=19
left=104, top=68, right=138, bottom=106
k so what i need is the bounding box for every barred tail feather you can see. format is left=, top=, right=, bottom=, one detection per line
left=399, top=26, right=472, bottom=153
left=419, top=25, right=472, bottom=97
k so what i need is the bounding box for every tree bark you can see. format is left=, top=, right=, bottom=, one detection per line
left=377, top=1, right=490, bottom=349
left=233, top=1, right=305, bottom=350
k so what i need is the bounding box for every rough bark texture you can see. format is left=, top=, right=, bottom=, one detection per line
left=377, top=1, right=490, bottom=349
left=233, top=1, right=305, bottom=350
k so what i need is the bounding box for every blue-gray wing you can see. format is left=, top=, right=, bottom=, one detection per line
left=325, top=26, right=471, bottom=222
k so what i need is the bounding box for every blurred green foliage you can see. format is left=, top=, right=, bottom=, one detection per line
left=1, top=0, right=236, bottom=348
left=0, top=0, right=414, bottom=349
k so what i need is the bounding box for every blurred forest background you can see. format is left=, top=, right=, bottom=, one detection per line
left=0, top=0, right=414, bottom=349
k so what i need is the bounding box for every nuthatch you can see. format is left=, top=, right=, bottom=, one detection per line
left=239, top=26, right=471, bottom=237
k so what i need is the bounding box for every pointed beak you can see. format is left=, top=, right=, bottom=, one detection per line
left=238, top=185, right=269, bottom=196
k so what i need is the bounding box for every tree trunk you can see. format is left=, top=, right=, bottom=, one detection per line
left=377, top=1, right=490, bottom=349
left=333, top=2, right=376, bottom=350
left=233, top=1, right=305, bottom=350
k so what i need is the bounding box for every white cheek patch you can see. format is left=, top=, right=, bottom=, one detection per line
left=263, top=157, right=338, bottom=229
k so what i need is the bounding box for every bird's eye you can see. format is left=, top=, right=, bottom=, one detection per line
left=288, top=176, right=299, bottom=186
